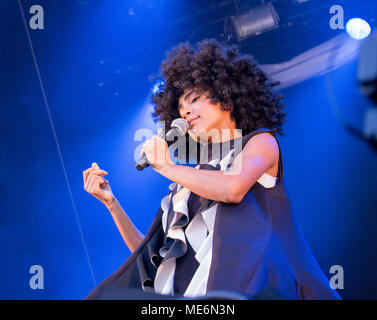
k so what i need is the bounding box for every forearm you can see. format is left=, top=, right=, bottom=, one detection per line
left=156, top=163, right=238, bottom=203
left=105, top=198, right=145, bottom=253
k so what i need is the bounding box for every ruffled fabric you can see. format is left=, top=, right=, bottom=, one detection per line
left=153, top=146, right=238, bottom=297
left=85, top=127, right=342, bottom=301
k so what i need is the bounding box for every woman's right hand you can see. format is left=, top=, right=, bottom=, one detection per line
left=83, top=162, right=115, bottom=207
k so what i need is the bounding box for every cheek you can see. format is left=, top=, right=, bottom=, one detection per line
left=195, top=102, right=223, bottom=130
left=203, top=108, right=222, bottom=124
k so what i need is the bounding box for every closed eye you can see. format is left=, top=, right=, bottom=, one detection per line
left=178, top=93, right=202, bottom=114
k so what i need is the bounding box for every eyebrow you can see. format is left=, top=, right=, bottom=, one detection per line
left=178, top=90, right=197, bottom=109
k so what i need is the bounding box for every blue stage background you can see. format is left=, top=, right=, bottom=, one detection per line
left=0, top=0, right=376, bottom=299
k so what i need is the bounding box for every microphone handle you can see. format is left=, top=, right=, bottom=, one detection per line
left=136, top=153, right=150, bottom=171
left=135, top=127, right=181, bottom=171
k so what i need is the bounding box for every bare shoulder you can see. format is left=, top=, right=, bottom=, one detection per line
left=242, top=132, right=279, bottom=169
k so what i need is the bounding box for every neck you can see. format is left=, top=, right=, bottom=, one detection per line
left=208, top=122, right=242, bottom=143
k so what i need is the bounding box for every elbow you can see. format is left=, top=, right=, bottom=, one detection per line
left=223, top=185, right=245, bottom=204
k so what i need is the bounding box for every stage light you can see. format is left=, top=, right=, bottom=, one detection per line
left=346, top=18, right=371, bottom=40
left=152, top=80, right=164, bottom=94
left=231, top=3, right=279, bottom=41
left=152, top=83, right=159, bottom=94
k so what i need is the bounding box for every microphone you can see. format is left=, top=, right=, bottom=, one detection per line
left=136, top=118, right=189, bottom=171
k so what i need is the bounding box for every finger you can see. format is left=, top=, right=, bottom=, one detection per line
left=143, top=141, right=152, bottom=148
left=86, top=171, right=99, bottom=191
left=95, top=176, right=106, bottom=191
left=140, top=142, right=151, bottom=156
left=84, top=170, right=91, bottom=190
left=83, top=164, right=101, bottom=184
left=89, top=176, right=101, bottom=194
left=84, top=167, right=108, bottom=188
left=99, top=177, right=107, bottom=188
left=157, top=135, right=166, bottom=144
left=91, top=169, right=108, bottom=176
left=83, top=167, right=93, bottom=185
left=84, top=175, right=91, bottom=191
left=89, top=176, right=102, bottom=194
left=142, top=144, right=152, bottom=158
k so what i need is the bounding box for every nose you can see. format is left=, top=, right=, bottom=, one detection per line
left=180, top=106, right=192, bottom=120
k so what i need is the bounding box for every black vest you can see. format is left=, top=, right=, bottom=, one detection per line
left=86, top=128, right=342, bottom=300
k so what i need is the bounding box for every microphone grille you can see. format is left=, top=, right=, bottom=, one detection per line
left=171, top=118, right=189, bottom=135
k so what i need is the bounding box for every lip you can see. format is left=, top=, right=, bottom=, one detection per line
left=188, top=116, right=200, bottom=127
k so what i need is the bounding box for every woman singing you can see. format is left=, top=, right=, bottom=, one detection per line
left=84, top=39, right=341, bottom=300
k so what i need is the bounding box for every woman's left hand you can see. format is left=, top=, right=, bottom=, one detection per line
left=140, top=135, right=174, bottom=171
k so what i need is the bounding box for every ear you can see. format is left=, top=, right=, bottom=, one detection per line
left=225, top=104, right=234, bottom=112
left=218, top=101, right=233, bottom=112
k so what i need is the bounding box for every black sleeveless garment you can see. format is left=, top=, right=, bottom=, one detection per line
left=85, top=128, right=342, bottom=300
left=173, top=136, right=243, bottom=295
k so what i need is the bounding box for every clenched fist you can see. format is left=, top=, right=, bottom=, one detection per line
left=83, top=162, right=115, bottom=207
left=140, top=134, right=174, bottom=171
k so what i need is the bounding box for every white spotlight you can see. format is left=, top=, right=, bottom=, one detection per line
left=346, top=18, right=371, bottom=40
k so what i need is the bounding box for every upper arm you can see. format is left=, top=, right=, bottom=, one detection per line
left=226, top=132, right=279, bottom=203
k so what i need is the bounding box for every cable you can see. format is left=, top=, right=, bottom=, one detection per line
left=17, top=0, right=97, bottom=288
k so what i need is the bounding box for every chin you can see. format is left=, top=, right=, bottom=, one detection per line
left=188, top=127, right=212, bottom=143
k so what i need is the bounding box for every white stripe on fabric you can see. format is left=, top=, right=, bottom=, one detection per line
left=154, top=142, right=277, bottom=297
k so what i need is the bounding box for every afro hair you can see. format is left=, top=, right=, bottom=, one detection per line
left=151, top=38, right=286, bottom=137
